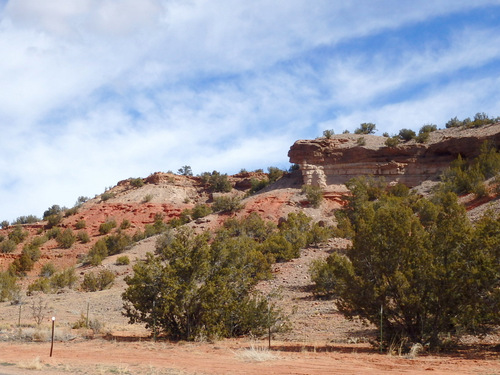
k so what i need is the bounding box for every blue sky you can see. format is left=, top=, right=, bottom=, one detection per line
left=1, top=0, right=500, bottom=221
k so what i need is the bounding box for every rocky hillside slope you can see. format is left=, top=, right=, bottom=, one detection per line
left=289, top=122, right=500, bottom=187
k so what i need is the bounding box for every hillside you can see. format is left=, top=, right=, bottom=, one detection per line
left=0, top=123, right=500, bottom=375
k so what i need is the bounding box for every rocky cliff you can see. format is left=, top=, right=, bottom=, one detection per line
left=289, top=122, right=500, bottom=187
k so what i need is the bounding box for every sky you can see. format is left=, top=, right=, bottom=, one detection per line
left=1, top=1, right=500, bottom=222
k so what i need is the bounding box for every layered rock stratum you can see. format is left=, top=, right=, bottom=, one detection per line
left=289, top=122, right=500, bottom=187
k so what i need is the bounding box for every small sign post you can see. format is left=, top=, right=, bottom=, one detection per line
left=50, top=317, right=55, bottom=357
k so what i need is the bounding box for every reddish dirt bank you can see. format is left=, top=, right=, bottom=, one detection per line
left=0, top=339, right=498, bottom=375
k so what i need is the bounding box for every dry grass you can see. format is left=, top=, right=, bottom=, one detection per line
left=18, top=356, right=43, bottom=370
left=235, top=344, right=280, bottom=362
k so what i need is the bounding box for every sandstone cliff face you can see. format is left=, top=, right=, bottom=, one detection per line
left=288, top=123, right=500, bottom=187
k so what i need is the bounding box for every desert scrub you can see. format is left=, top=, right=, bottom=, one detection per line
left=81, top=270, right=116, bottom=292
left=77, top=230, right=90, bottom=243
left=0, top=239, right=16, bottom=253
left=301, top=185, right=323, bottom=208
left=75, top=220, right=86, bottom=229
left=99, top=219, right=117, bottom=235
left=116, top=255, right=130, bottom=265
left=56, top=228, right=76, bottom=249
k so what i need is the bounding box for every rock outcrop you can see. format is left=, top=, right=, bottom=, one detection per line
left=289, top=123, right=500, bottom=187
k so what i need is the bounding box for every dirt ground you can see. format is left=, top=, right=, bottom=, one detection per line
left=0, top=338, right=499, bottom=375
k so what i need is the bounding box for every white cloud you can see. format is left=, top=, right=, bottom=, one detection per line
left=1, top=1, right=500, bottom=220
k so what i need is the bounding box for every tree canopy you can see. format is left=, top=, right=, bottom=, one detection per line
left=311, top=177, right=500, bottom=348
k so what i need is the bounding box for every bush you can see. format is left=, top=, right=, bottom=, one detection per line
left=267, top=167, right=284, bottom=183
left=0, top=239, right=16, bottom=253
left=43, top=205, right=62, bottom=219
left=130, top=178, right=144, bottom=188
left=354, top=122, right=376, bottom=134
left=101, top=192, right=115, bottom=201
left=46, top=213, right=62, bottom=228
left=40, top=263, right=57, bottom=277
left=46, top=227, right=61, bottom=239
left=0, top=271, right=20, bottom=302
left=105, top=232, right=132, bottom=255
left=75, top=220, right=86, bottom=229
left=248, top=178, right=269, bottom=194
left=398, top=128, right=416, bottom=141
left=99, top=219, right=117, bottom=235
left=120, top=219, right=131, bottom=230
left=191, top=204, right=212, bottom=220
left=8, top=225, right=29, bottom=244
left=212, top=196, right=243, bottom=213
left=50, top=268, right=77, bottom=289
left=313, top=180, right=500, bottom=348
left=384, top=136, right=400, bottom=147
left=116, top=255, right=130, bottom=265
left=56, top=228, right=76, bottom=249
left=177, top=165, right=193, bottom=176
left=85, top=239, right=108, bottom=266
left=123, top=226, right=281, bottom=340
left=356, top=136, right=366, bottom=146
left=322, top=129, right=334, bottom=139
left=13, top=215, right=41, bottom=225
left=81, top=270, right=116, bottom=292
left=1, top=220, right=9, bottom=229
left=200, top=171, right=232, bottom=192
left=77, top=230, right=90, bottom=243
left=301, top=185, right=323, bottom=208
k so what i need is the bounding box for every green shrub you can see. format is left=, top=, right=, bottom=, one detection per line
left=105, top=232, right=132, bottom=255
left=0, top=239, right=16, bottom=253
left=354, top=122, right=376, bottom=134
left=0, top=271, right=20, bottom=302
left=120, top=219, right=131, bottom=230
left=1, top=220, right=10, bottom=229
left=314, top=179, right=500, bottom=348
left=43, top=205, right=62, bottom=219
left=385, top=136, right=400, bottom=147
left=85, top=239, right=108, bottom=266
left=416, top=131, right=430, bottom=143
left=398, top=128, right=416, bottom=141
left=81, top=270, right=116, bottom=292
left=248, top=178, right=269, bottom=194
left=267, top=167, right=284, bottom=183
left=27, top=277, right=51, bottom=295
left=123, top=226, right=282, bottom=340
left=301, top=185, right=323, bottom=208
left=56, top=228, right=76, bottom=249
left=116, top=255, right=130, bottom=265
left=46, top=213, right=63, bottom=228
left=75, top=220, right=86, bottom=229
left=8, top=225, right=29, bottom=244
left=200, top=171, right=232, bottom=192
left=40, top=263, right=57, bottom=277
left=101, top=192, right=115, bottom=201
left=13, top=215, right=41, bottom=225
left=64, top=206, right=79, bottom=217
left=322, top=129, right=334, bottom=139
left=177, top=165, right=193, bottom=176
left=212, top=196, right=243, bottom=213
left=130, top=178, right=144, bottom=188
left=50, top=268, right=77, bottom=290
left=191, top=204, right=212, bottom=219
left=46, top=226, right=61, bottom=239
left=77, top=230, right=90, bottom=243
left=356, top=136, right=366, bottom=146
left=99, top=219, right=117, bottom=235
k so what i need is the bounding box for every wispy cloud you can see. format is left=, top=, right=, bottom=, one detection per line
left=1, top=1, right=499, bottom=220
